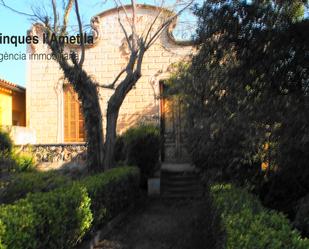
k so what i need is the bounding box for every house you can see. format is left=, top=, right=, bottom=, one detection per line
left=0, top=78, right=36, bottom=145
left=26, top=4, right=193, bottom=167
left=0, top=79, right=26, bottom=127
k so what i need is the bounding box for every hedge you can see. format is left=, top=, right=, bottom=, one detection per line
left=80, top=166, right=140, bottom=227
left=211, top=184, right=309, bottom=249
left=0, top=166, right=140, bottom=249
left=1, top=171, right=71, bottom=204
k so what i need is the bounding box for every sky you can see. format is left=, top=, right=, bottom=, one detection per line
left=0, top=1, right=116, bottom=87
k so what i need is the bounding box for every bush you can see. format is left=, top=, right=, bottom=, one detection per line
left=1, top=171, right=71, bottom=204
left=116, top=124, right=160, bottom=187
left=211, top=184, right=309, bottom=249
left=0, top=184, right=93, bottom=249
left=0, top=166, right=140, bottom=249
left=294, top=195, right=309, bottom=237
left=10, top=152, right=36, bottom=172
left=0, top=130, right=12, bottom=154
left=80, top=166, right=140, bottom=227
left=0, top=130, right=35, bottom=173
left=0, top=130, right=14, bottom=173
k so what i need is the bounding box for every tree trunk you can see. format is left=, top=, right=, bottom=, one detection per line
left=103, top=105, right=119, bottom=169
left=81, top=89, right=105, bottom=172
left=103, top=72, right=141, bottom=169
left=65, top=69, right=105, bottom=172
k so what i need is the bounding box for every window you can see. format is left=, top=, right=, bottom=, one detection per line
left=63, top=84, right=86, bottom=142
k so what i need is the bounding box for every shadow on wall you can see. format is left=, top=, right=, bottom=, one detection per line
left=117, top=103, right=160, bottom=134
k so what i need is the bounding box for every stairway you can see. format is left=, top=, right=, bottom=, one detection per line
left=160, top=167, right=204, bottom=198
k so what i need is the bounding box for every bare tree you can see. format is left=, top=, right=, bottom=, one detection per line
left=1, top=0, right=193, bottom=171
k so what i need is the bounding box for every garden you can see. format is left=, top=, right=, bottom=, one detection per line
left=1, top=0, right=309, bottom=249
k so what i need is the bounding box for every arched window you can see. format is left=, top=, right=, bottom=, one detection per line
left=63, top=84, right=86, bottom=142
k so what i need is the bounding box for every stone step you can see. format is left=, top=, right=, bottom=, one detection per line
left=160, top=180, right=201, bottom=187
left=161, top=191, right=204, bottom=198
left=160, top=169, right=203, bottom=198
left=161, top=187, right=203, bottom=195
left=161, top=173, right=200, bottom=181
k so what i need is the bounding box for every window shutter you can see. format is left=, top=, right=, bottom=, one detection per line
left=64, top=85, right=85, bottom=142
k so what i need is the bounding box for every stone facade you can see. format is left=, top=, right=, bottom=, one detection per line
left=26, top=5, right=193, bottom=144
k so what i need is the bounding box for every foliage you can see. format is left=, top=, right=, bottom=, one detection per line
left=115, top=124, right=160, bottom=187
left=1, top=151, right=36, bottom=173
left=10, top=152, right=36, bottom=172
left=0, top=166, right=140, bottom=249
left=0, top=130, right=12, bottom=155
left=0, top=184, right=92, bottom=249
left=0, top=130, right=36, bottom=173
left=211, top=184, right=309, bottom=249
left=80, top=166, right=140, bottom=227
left=0, top=171, right=71, bottom=204
left=294, top=194, right=309, bottom=237
left=167, top=0, right=309, bottom=215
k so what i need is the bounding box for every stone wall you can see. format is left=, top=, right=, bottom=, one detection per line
left=20, top=143, right=87, bottom=171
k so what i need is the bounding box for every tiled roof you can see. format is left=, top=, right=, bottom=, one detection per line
left=0, top=78, right=25, bottom=92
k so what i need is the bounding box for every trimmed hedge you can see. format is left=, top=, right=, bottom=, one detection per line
left=1, top=171, right=71, bottom=204
left=80, top=166, right=140, bottom=227
left=0, top=166, right=140, bottom=249
left=0, top=184, right=92, bottom=249
left=211, top=184, right=309, bottom=249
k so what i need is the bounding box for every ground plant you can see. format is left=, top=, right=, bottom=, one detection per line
left=212, top=184, right=309, bottom=249
left=0, top=166, right=140, bottom=249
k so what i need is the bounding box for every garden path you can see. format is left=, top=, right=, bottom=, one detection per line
left=95, top=198, right=205, bottom=249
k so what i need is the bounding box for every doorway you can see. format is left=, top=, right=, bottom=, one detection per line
left=160, top=82, right=190, bottom=163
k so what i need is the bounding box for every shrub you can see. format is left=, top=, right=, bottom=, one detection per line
left=114, top=135, right=126, bottom=162
left=0, top=130, right=14, bottom=173
left=0, top=184, right=93, bottom=249
left=1, top=171, right=71, bottom=204
left=0, top=130, right=35, bottom=173
left=211, top=184, right=309, bottom=249
left=80, top=166, right=140, bottom=227
left=294, top=195, right=309, bottom=237
left=0, top=166, right=140, bottom=249
left=10, top=152, right=36, bottom=172
left=116, top=124, right=160, bottom=187
left=0, top=130, right=12, bottom=154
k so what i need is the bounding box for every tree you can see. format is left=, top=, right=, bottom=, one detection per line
left=168, top=0, right=309, bottom=191
left=1, top=0, right=193, bottom=171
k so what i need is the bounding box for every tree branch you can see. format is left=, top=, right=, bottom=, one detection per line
left=51, top=0, right=58, bottom=31
left=61, top=0, right=74, bottom=35
left=145, top=0, right=193, bottom=49
left=143, top=4, right=164, bottom=43
left=96, top=68, right=126, bottom=89
left=117, top=8, right=132, bottom=51
left=74, top=0, right=85, bottom=67
left=114, top=0, right=133, bottom=30
left=131, top=0, right=138, bottom=51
